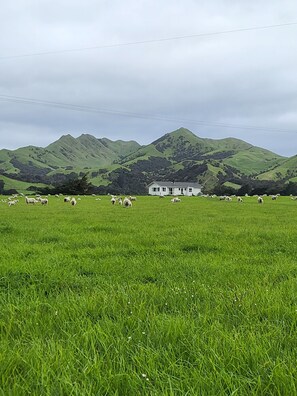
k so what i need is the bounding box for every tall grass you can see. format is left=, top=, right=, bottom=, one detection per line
left=0, top=195, right=297, bottom=395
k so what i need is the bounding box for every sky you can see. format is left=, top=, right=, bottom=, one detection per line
left=0, top=0, right=297, bottom=157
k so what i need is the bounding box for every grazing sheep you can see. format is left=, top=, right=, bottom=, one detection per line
left=64, top=197, right=71, bottom=202
left=118, top=198, right=123, bottom=205
left=258, top=196, right=263, bottom=204
left=123, top=197, right=132, bottom=207
left=40, top=198, right=48, bottom=205
left=225, top=196, right=232, bottom=202
left=237, top=197, right=243, bottom=203
left=70, top=198, right=77, bottom=206
left=171, top=197, right=181, bottom=203
left=271, top=195, right=278, bottom=200
left=25, top=196, right=37, bottom=204
left=111, top=197, right=116, bottom=205
left=129, top=196, right=137, bottom=201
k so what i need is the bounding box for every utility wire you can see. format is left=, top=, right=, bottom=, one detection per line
left=0, top=93, right=295, bottom=134
left=0, top=21, right=297, bottom=60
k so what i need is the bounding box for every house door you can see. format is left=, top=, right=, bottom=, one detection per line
left=169, top=188, right=173, bottom=195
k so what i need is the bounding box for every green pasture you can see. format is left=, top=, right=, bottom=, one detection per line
left=0, top=195, right=297, bottom=395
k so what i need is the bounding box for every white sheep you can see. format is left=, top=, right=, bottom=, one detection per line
left=129, top=196, right=137, bottom=201
left=123, top=197, right=132, bottom=207
left=40, top=198, right=48, bottom=205
left=70, top=198, right=77, bottom=206
left=64, top=197, right=71, bottom=202
left=8, top=200, right=17, bottom=207
left=237, top=197, right=243, bottom=203
left=171, top=197, right=181, bottom=203
left=258, top=196, right=263, bottom=204
left=25, top=196, right=37, bottom=204
left=111, top=197, right=116, bottom=205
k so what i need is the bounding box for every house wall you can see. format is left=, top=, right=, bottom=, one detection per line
left=148, top=184, right=202, bottom=196
left=148, top=184, right=164, bottom=195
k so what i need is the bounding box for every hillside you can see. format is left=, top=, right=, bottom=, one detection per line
left=0, top=127, right=295, bottom=194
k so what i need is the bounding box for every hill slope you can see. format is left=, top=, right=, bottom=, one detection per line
left=0, top=127, right=295, bottom=194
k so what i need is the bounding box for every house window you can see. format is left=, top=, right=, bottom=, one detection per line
left=162, top=187, right=166, bottom=192
left=189, top=188, right=192, bottom=192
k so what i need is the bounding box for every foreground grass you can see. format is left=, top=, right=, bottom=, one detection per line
left=0, top=195, right=297, bottom=395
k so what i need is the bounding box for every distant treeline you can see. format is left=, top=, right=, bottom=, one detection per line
left=213, top=181, right=297, bottom=196
left=1, top=173, right=297, bottom=196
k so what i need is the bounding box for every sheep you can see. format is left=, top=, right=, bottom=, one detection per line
left=25, top=196, right=37, bottom=204
left=237, top=197, right=243, bottom=203
left=171, top=197, right=181, bottom=203
left=70, top=198, right=77, bottom=206
left=64, top=197, right=71, bottom=202
left=123, top=197, right=132, bottom=207
left=258, top=196, right=264, bottom=204
left=129, top=196, right=137, bottom=201
left=111, top=197, right=116, bottom=205
left=40, top=198, right=48, bottom=205
left=8, top=200, right=17, bottom=207
left=271, top=195, right=278, bottom=200
left=118, top=198, right=123, bottom=205
left=225, top=196, right=232, bottom=202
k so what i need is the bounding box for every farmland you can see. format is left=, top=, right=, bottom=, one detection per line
left=0, top=195, right=297, bottom=395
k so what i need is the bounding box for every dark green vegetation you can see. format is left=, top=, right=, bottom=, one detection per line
left=1, top=128, right=296, bottom=195
left=1, top=195, right=297, bottom=395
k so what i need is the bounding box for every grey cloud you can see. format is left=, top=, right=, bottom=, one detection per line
left=0, top=1, right=297, bottom=156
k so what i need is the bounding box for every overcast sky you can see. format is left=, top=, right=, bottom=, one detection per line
left=0, top=1, right=297, bottom=156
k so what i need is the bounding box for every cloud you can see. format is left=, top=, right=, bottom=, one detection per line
left=0, top=0, right=297, bottom=156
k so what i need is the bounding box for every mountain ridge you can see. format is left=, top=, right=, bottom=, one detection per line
left=0, top=127, right=295, bottom=194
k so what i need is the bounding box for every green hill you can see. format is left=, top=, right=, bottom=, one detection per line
left=0, top=127, right=295, bottom=194
left=257, top=155, right=297, bottom=182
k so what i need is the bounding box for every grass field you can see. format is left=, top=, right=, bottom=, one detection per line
left=0, top=195, right=297, bottom=395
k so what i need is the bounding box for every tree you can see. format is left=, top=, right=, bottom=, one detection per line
left=39, top=173, right=94, bottom=195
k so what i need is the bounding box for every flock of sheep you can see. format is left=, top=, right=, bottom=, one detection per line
left=1, top=192, right=297, bottom=208
left=110, top=195, right=136, bottom=207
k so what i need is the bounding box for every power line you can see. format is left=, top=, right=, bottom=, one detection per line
left=1, top=21, right=297, bottom=60
left=0, top=93, right=295, bottom=134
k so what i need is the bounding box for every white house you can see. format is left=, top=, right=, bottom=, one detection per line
left=148, top=181, right=202, bottom=196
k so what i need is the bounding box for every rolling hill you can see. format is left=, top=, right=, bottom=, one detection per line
left=0, top=127, right=295, bottom=194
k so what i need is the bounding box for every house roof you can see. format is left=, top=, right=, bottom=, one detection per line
left=148, top=181, right=202, bottom=188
